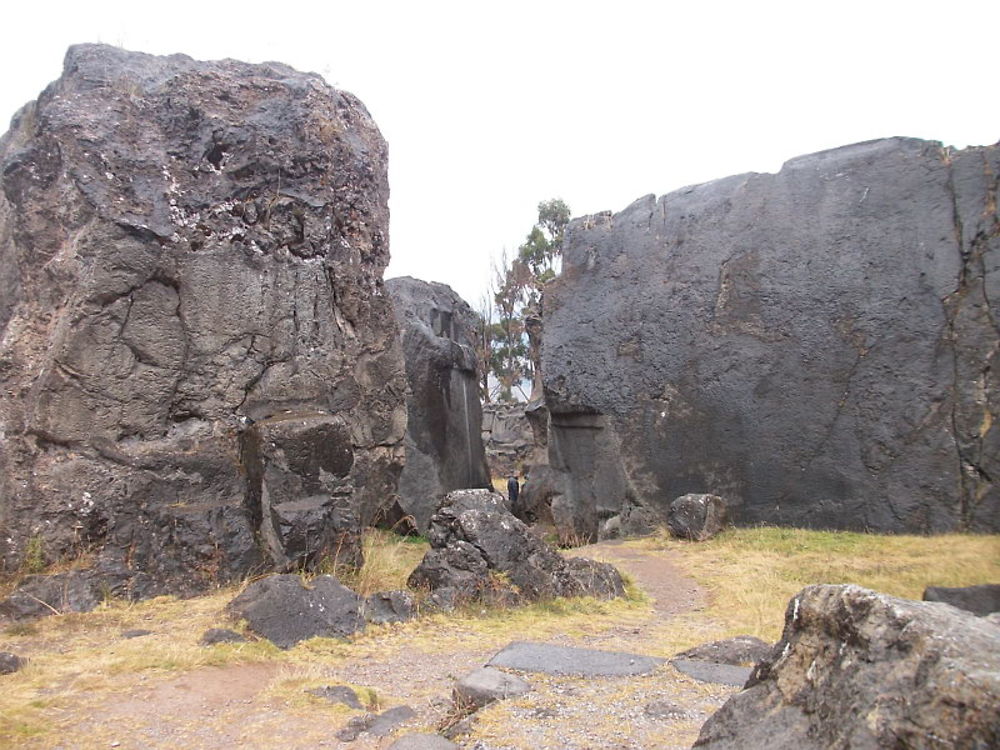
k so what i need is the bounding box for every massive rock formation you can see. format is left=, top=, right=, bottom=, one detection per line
left=386, top=277, right=490, bottom=532
left=541, top=137, right=999, bottom=536
left=694, top=584, right=1000, bottom=749
left=0, top=45, right=406, bottom=595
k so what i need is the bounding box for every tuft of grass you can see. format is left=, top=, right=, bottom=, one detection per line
left=637, top=526, right=1000, bottom=643
left=23, top=535, right=46, bottom=574
left=333, top=528, right=429, bottom=596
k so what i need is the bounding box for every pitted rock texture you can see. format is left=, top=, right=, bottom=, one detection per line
left=408, top=489, right=626, bottom=605
left=385, top=277, right=490, bottom=532
left=542, top=137, right=999, bottom=536
left=0, top=45, right=406, bottom=594
left=694, top=584, right=1000, bottom=749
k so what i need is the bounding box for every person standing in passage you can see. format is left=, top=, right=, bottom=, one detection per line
left=507, top=475, right=520, bottom=512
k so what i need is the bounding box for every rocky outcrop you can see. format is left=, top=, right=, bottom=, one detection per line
left=386, top=277, right=490, bottom=532
left=0, top=45, right=406, bottom=594
left=694, top=584, right=1000, bottom=749
left=408, top=489, right=626, bottom=606
left=541, top=137, right=999, bottom=536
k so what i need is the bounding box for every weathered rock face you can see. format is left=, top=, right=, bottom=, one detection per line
left=385, top=277, right=490, bottom=532
left=481, top=403, right=535, bottom=477
left=694, top=584, right=1000, bottom=749
left=542, top=137, right=999, bottom=536
left=0, top=45, right=406, bottom=593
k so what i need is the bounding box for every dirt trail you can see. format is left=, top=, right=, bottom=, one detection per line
left=31, top=542, right=734, bottom=750
left=569, top=540, right=708, bottom=617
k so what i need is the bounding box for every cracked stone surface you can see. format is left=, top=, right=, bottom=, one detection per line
left=385, top=276, right=491, bottom=533
left=694, top=584, right=1000, bottom=749
left=0, top=44, right=406, bottom=595
left=540, top=137, right=999, bottom=536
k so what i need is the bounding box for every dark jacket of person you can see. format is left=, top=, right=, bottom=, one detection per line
left=507, top=476, right=520, bottom=508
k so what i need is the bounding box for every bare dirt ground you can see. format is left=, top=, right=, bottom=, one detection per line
left=12, top=541, right=739, bottom=750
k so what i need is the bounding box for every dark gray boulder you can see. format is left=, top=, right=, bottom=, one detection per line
left=694, top=584, right=1000, bottom=749
left=385, top=277, right=491, bottom=533
left=0, top=652, right=26, bottom=674
left=0, top=44, right=406, bottom=595
left=407, top=489, right=625, bottom=605
left=226, top=574, right=363, bottom=649
left=923, top=583, right=1000, bottom=616
left=667, top=494, right=730, bottom=541
left=674, top=635, right=772, bottom=666
left=541, top=137, right=999, bottom=535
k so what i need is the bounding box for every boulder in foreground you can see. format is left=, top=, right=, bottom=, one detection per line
left=0, top=43, right=405, bottom=596
left=694, top=584, right=1000, bottom=749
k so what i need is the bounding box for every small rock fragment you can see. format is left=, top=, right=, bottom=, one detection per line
left=199, top=628, right=248, bottom=646
left=305, top=685, right=363, bottom=710
left=454, top=667, right=531, bottom=708
left=121, top=629, right=153, bottom=639
left=0, top=652, right=26, bottom=674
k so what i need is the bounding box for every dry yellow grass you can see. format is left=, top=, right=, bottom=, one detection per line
left=334, top=528, right=429, bottom=596
left=636, top=526, right=1000, bottom=642
left=2, top=525, right=997, bottom=746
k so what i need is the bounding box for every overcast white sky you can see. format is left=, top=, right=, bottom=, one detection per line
left=2, top=1, right=998, bottom=306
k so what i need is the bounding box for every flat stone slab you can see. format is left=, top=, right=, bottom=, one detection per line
left=669, top=658, right=752, bottom=687
left=387, top=734, right=460, bottom=750
left=488, top=641, right=665, bottom=676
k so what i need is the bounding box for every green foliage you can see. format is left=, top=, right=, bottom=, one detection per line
left=479, top=199, right=570, bottom=402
